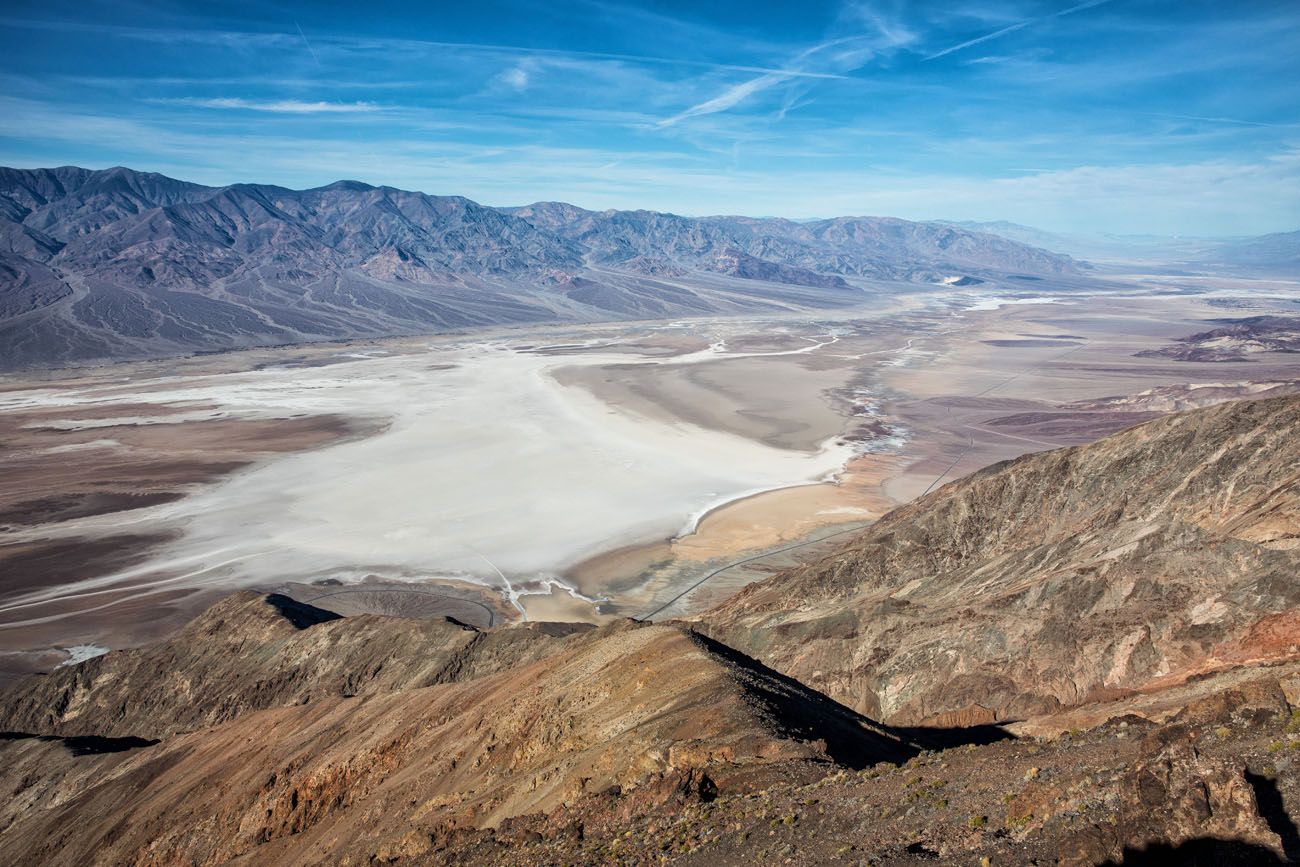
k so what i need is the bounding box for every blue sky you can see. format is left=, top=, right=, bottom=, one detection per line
left=1, top=0, right=1298, bottom=235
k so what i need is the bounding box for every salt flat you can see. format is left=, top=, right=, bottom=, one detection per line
left=4, top=285, right=1299, bottom=678
left=0, top=329, right=857, bottom=623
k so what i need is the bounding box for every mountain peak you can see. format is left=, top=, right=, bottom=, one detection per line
left=313, top=179, right=376, bottom=193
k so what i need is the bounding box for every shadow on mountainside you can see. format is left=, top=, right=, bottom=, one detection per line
left=1247, top=771, right=1300, bottom=863
left=684, top=629, right=1016, bottom=769
left=1101, top=838, right=1287, bottom=866
left=895, top=723, right=1018, bottom=751
left=1, top=731, right=159, bottom=756
left=263, top=593, right=342, bottom=629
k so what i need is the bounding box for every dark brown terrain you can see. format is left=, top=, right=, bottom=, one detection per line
left=1138, top=316, right=1300, bottom=362
left=703, top=396, right=1300, bottom=726
left=1, top=395, right=1299, bottom=865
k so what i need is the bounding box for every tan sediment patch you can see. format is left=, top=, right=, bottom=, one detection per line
left=566, top=538, right=675, bottom=595
left=517, top=585, right=621, bottom=625
left=553, top=352, right=856, bottom=452
left=0, top=401, right=382, bottom=679
left=521, top=333, right=712, bottom=358
left=0, top=570, right=202, bottom=687
left=0, top=534, right=173, bottom=604
left=10, top=401, right=217, bottom=422
left=671, top=452, right=904, bottom=562
left=0, top=492, right=186, bottom=527
left=560, top=452, right=908, bottom=619
left=0, top=412, right=374, bottom=531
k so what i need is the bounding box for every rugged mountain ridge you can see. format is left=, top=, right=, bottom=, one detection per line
left=0, top=165, right=1081, bottom=367
left=702, top=395, right=1300, bottom=726
left=0, top=610, right=914, bottom=865
left=505, top=203, right=1077, bottom=280
left=947, top=218, right=1300, bottom=270
left=0, top=592, right=593, bottom=740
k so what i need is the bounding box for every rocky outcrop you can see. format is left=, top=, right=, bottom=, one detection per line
left=704, top=247, right=852, bottom=289
left=0, top=591, right=581, bottom=739
left=702, top=395, right=1300, bottom=725
left=1056, top=739, right=1283, bottom=865
left=1137, top=315, right=1300, bottom=362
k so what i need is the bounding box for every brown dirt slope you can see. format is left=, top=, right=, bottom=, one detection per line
left=0, top=620, right=911, bottom=866
left=380, top=670, right=1300, bottom=866
left=0, top=591, right=586, bottom=739
left=702, top=395, right=1300, bottom=725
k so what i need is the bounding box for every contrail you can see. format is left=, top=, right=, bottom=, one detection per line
left=295, top=21, right=320, bottom=65
left=925, top=0, right=1118, bottom=61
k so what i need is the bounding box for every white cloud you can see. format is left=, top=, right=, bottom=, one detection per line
left=497, top=66, right=530, bottom=91
left=160, top=98, right=380, bottom=113
left=656, top=30, right=912, bottom=129
left=657, top=74, right=786, bottom=127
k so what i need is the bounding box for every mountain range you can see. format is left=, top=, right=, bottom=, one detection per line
left=2, top=395, right=1299, bottom=864
left=0, top=166, right=1082, bottom=368
left=948, top=220, right=1300, bottom=269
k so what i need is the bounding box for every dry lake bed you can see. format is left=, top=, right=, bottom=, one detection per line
left=2, top=280, right=1299, bottom=681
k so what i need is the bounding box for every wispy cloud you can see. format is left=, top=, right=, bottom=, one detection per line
left=294, top=21, right=321, bottom=66
left=2, top=3, right=1296, bottom=236
left=926, top=0, right=1117, bottom=60
left=497, top=66, right=531, bottom=91
left=926, top=20, right=1031, bottom=61
left=154, top=98, right=381, bottom=113
left=658, top=74, right=787, bottom=127
left=658, top=29, right=914, bottom=128
left=5, top=90, right=1294, bottom=236
left=1147, top=112, right=1300, bottom=129
left=0, top=17, right=845, bottom=81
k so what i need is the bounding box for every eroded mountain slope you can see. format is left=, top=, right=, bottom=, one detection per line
left=702, top=395, right=1300, bottom=726
left=0, top=165, right=1083, bottom=367
left=4, top=397, right=1300, bottom=865
left=0, top=591, right=588, bottom=739
left=0, top=618, right=910, bottom=866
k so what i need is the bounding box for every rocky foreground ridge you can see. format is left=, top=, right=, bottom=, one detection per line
left=2, top=396, right=1300, bottom=865
left=702, top=395, right=1300, bottom=728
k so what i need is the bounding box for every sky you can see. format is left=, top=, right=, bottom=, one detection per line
left=1, top=0, right=1298, bottom=235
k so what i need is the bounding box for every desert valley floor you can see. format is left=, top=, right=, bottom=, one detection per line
left=2, top=277, right=1299, bottom=683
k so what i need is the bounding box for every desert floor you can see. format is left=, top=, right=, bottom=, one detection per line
left=1, top=278, right=1298, bottom=682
